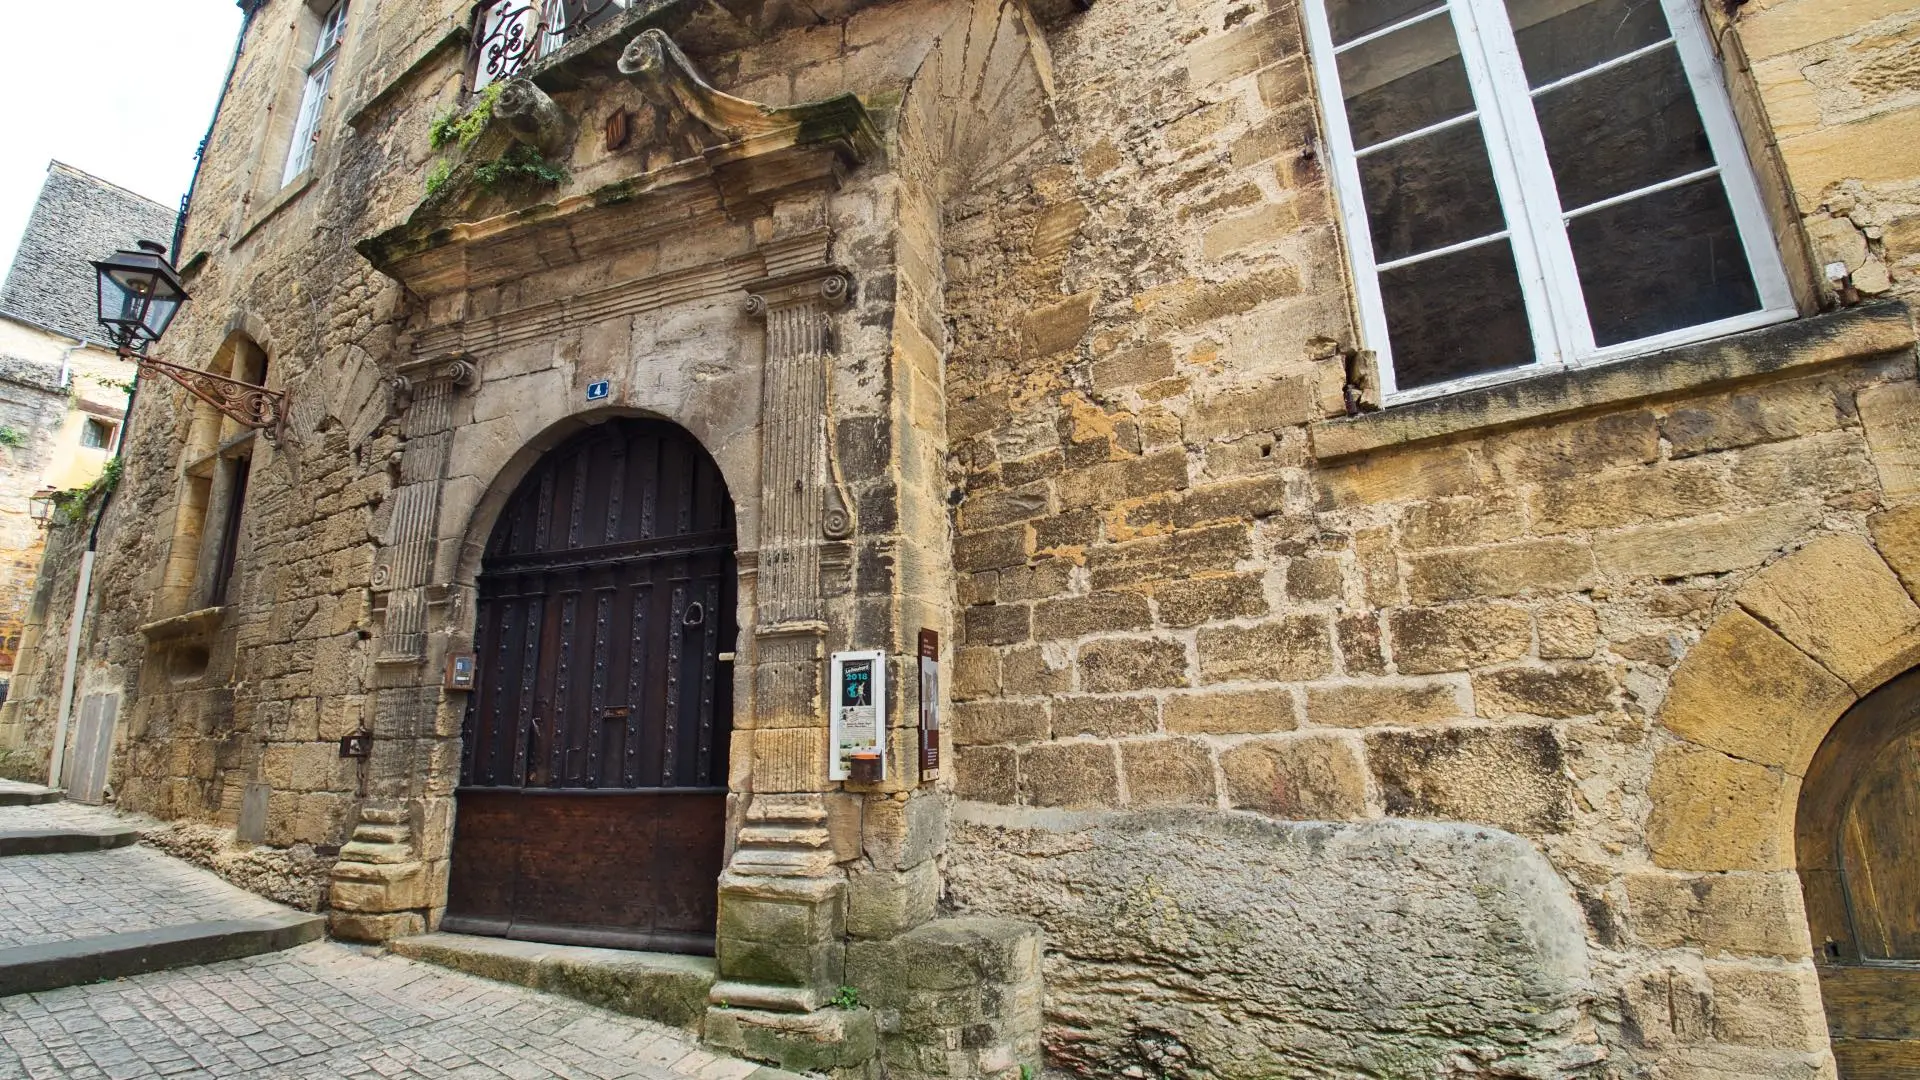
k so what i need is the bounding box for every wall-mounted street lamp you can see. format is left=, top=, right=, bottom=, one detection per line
left=92, top=240, right=287, bottom=442
left=27, top=489, right=57, bottom=525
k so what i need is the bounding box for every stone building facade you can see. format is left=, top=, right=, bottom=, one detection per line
left=0, top=163, right=166, bottom=694
left=3, top=0, right=1919, bottom=1077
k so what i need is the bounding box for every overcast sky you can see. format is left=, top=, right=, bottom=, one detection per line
left=0, top=1, right=244, bottom=279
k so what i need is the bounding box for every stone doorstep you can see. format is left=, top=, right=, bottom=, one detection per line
left=0, top=825, right=139, bottom=857
left=0, top=783, right=62, bottom=808
left=390, top=932, right=731, bottom=1036
left=0, top=913, right=326, bottom=997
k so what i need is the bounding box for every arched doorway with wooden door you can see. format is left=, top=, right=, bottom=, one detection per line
left=1799, top=665, right=1920, bottom=1077
left=443, top=417, right=737, bottom=956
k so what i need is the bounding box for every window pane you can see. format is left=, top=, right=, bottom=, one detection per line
left=1509, top=0, right=1671, bottom=88
left=1359, top=118, right=1506, bottom=262
left=1326, top=0, right=1444, bottom=46
left=1338, top=12, right=1475, bottom=148
left=1382, top=239, right=1536, bottom=389
left=1534, top=45, right=1712, bottom=211
left=1567, top=177, right=1761, bottom=346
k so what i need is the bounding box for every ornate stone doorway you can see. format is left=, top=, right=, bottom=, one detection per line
left=443, top=418, right=738, bottom=955
left=1798, top=666, right=1920, bottom=1077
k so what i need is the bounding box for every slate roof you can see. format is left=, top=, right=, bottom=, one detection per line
left=0, top=162, right=177, bottom=344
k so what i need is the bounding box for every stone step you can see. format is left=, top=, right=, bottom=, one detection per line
left=0, top=783, right=62, bottom=808
left=0, top=824, right=140, bottom=857
left=0, top=912, right=326, bottom=997
left=391, top=932, right=718, bottom=1033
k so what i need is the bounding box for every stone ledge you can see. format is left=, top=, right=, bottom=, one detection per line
left=0, top=825, right=138, bottom=857
left=391, top=932, right=717, bottom=1031
left=138, top=605, right=228, bottom=642
left=0, top=913, right=324, bottom=997
left=1309, top=301, right=1916, bottom=462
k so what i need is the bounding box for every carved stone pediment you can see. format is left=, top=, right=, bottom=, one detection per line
left=356, top=29, right=876, bottom=295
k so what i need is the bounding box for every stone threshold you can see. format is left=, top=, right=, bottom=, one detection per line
left=1310, top=300, right=1916, bottom=461
left=0, top=783, right=62, bottom=808
left=390, top=932, right=723, bottom=1036
left=0, top=913, right=325, bottom=997
left=0, top=825, right=138, bottom=857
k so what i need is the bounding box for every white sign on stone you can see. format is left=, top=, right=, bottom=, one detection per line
left=829, top=650, right=887, bottom=781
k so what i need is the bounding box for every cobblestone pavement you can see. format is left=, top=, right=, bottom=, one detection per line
left=0, top=942, right=757, bottom=1080
left=0, top=846, right=292, bottom=949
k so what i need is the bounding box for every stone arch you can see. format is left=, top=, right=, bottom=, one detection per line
left=448, top=405, right=748, bottom=594
left=1650, top=524, right=1920, bottom=873
left=1640, top=514, right=1920, bottom=1065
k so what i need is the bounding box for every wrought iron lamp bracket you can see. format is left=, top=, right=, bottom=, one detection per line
left=132, top=350, right=289, bottom=445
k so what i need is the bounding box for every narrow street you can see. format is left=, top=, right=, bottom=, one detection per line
left=0, top=790, right=777, bottom=1080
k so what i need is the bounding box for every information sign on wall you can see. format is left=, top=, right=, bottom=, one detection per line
left=829, top=650, right=887, bottom=781
left=918, top=629, right=940, bottom=783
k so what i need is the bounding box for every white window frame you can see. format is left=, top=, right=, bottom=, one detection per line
left=1303, top=0, right=1797, bottom=405
left=281, top=0, right=350, bottom=187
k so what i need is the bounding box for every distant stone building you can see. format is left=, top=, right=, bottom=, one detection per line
left=3, top=0, right=1918, bottom=1077
left=0, top=162, right=171, bottom=682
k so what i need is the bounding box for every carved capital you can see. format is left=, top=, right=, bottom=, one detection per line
left=744, top=269, right=854, bottom=318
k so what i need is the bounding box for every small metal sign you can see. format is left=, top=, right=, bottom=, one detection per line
left=586, top=380, right=611, bottom=401
left=829, top=650, right=887, bottom=782
left=918, top=629, right=940, bottom=784
left=445, top=651, right=476, bottom=690
left=339, top=731, right=373, bottom=759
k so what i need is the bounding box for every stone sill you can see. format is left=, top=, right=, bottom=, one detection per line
left=231, top=172, right=315, bottom=251
left=139, top=606, right=228, bottom=642
left=1308, top=300, right=1917, bottom=462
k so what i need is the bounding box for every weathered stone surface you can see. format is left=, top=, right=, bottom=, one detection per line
left=1733, top=532, right=1920, bottom=690
left=1120, top=738, right=1217, bottom=808
left=1162, top=687, right=1297, bottom=734
left=1704, top=961, right=1830, bottom=1051
left=1197, top=616, right=1334, bottom=682
left=1219, top=733, right=1369, bottom=820
left=1660, top=608, right=1854, bottom=772
left=1647, top=743, right=1795, bottom=872
left=1079, top=637, right=1190, bottom=692
left=1404, top=538, right=1597, bottom=603
left=946, top=809, right=1594, bottom=1080
left=1303, top=680, right=1465, bottom=727
left=1017, top=741, right=1119, bottom=809
left=1388, top=603, right=1533, bottom=675
left=1594, top=506, right=1821, bottom=581
left=1473, top=663, right=1616, bottom=719
left=1624, top=871, right=1813, bottom=958
left=1367, top=725, right=1570, bottom=833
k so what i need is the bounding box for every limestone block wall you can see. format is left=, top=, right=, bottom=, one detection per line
left=1728, top=0, right=1920, bottom=299
left=933, top=0, right=1920, bottom=1077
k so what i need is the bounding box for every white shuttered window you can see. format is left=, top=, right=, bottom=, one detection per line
left=1304, top=0, right=1796, bottom=402
left=282, top=0, right=350, bottom=186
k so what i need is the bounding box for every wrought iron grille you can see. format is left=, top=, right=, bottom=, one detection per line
left=472, top=0, right=632, bottom=89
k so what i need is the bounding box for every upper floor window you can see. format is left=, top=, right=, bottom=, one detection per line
left=1304, top=0, right=1796, bottom=402
left=472, top=0, right=632, bottom=90
left=80, top=418, right=117, bottom=451
left=281, top=0, right=349, bottom=186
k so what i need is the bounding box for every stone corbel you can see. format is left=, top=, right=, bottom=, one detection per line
left=494, top=78, right=574, bottom=159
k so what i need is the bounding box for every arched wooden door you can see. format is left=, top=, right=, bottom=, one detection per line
left=1799, top=668, right=1920, bottom=1077
left=444, top=418, right=736, bottom=955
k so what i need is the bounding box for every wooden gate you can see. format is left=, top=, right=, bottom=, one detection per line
left=1799, top=668, right=1920, bottom=1078
left=444, top=418, right=736, bottom=955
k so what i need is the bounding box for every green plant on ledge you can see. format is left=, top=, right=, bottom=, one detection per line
left=424, top=159, right=454, bottom=197
left=48, top=455, right=122, bottom=523
left=429, top=82, right=503, bottom=152
left=0, top=426, right=26, bottom=449
left=830, top=985, right=862, bottom=1010
left=474, top=144, right=570, bottom=191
